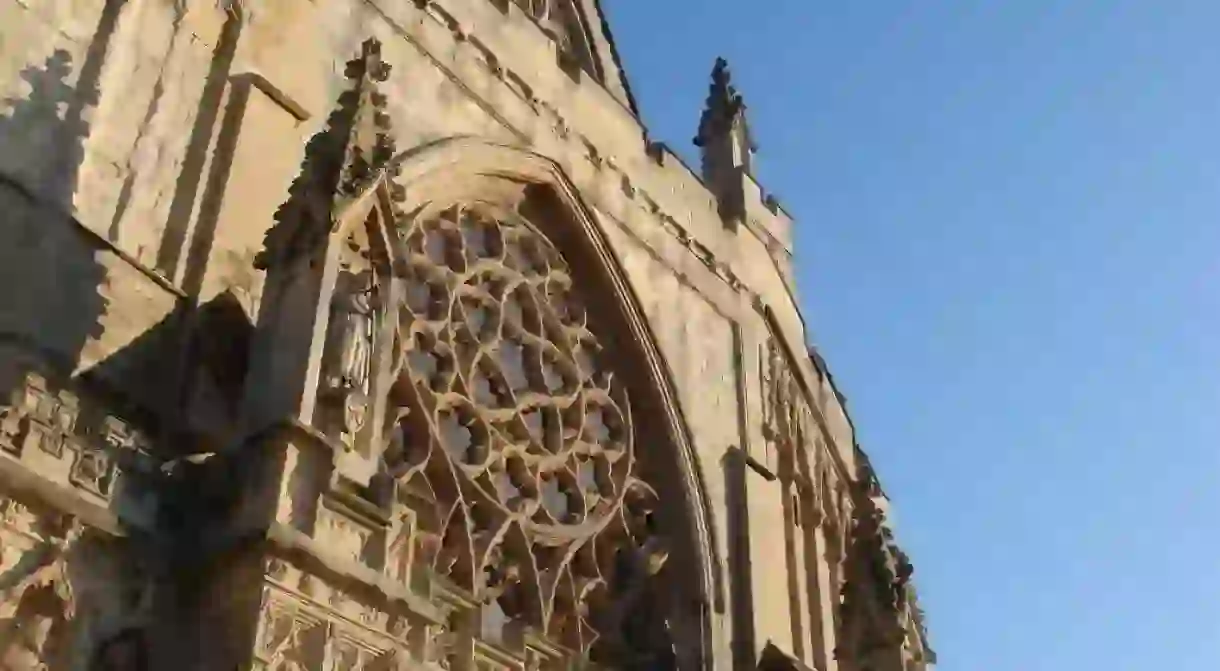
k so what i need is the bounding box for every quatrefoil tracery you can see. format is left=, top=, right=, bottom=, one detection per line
left=382, top=203, right=658, bottom=649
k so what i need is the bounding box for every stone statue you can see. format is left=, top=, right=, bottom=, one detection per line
left=326, top=270, right=379, bottom=397
left=322, top=269, right=381, bottom=448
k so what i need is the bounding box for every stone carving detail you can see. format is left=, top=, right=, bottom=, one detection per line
left=331, top=634, right=391, bottom=671
left=381, top=202, right=668, bottom=657
left=0, top=500, right=74, bottom=669
left=323, top=269, right=382, bottom=447
left=513, top=0, right=598, bottom=76
left=0, top=583, right=71, bottom=668
left=835, top=455, right=931, bottom=667
left=0, top=373, right=147, bottom=500
left=424, top=622, right=455, bottom=669
left=256, top=601, right=327, bottom=670
left=0, top=498, right=149, bottom=669
left=325, top=270, right=380, bottom=398
left=260, top=562, right=418, bottom=664
left=0, top=373, right=78, bottom=459
left=695, top=58, right=753, bottom=150
left=762, top=342, right=820, bottom=496
left=257, top=38, right=402, bottom=271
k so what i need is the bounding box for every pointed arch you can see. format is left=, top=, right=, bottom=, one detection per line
left=333, top=136, right=721, bottom=664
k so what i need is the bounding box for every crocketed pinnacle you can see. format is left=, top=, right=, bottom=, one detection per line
left=694, top=57, right=752, bottom=149
left=257, top=38, right=404, bottom=269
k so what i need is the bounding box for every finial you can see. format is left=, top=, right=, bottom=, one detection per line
left=694, top=57, right=751, bottom=148
left=338, top=38, right=399, bottom=199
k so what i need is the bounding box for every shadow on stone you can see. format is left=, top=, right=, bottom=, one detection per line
left=157, top=10, right=244, bottom=283
left=0, top=4, right=183, bottom=666
left=0, top=1, right=124, bottom=400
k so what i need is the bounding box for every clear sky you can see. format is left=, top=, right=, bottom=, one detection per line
left=605, top=3, right=1220, bottom=670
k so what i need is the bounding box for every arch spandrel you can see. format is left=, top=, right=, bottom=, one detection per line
left=321, top=137, right=720, bottom=667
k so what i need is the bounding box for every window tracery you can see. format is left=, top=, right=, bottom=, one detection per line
left=378, top=200, right=670, bottom=661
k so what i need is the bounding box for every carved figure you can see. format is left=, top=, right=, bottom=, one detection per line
left=327, top=270, right=379, bottom=397
left=324, top=270, right=381, bottom=446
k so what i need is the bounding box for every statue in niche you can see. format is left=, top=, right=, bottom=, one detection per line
left=327, top=269, right=379, bottom=395
left=324, top=269, right=380, bottom=446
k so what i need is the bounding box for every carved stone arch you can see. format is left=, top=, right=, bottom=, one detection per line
left=330, top=136, right=720, bottom=666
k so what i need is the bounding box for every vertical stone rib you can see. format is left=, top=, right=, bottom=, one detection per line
left=155, top=9, right=243, bottom=283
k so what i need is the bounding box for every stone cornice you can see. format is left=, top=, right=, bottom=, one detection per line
left=266, top=522, right=447, bottom=625
left=0, top=453, right=123, bottom=537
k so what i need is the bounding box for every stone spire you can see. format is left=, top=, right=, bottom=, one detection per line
left=693, top=57, right=757, bottom=228
left=694, top=57, right=756, bottom=177
left=335, top=38, right=400, bottom=204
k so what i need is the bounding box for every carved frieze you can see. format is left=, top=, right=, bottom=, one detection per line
left=762, top=341, right=821, bottom=490
left=0, top=496, right=73, bottom=666
left=0, top=494, right=150, bottom=667
left=0, top=372, right=79, bottom=459
left=330, top=630, right=393, bottom=670
left=425, top=621, right=457, bottom=669
left=256, top=596, right=329, bottom=670
left=0, top=371, right=150, bottom=501
left=316, top=504, right=375, bottom=567
left=259, top=560, right=441, bottom=667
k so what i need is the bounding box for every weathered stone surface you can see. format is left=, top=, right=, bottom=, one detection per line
left=0, top=1, right=933, bottom=669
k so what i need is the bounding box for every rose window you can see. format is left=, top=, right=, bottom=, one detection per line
left=382, top=203, right=664, bottom=654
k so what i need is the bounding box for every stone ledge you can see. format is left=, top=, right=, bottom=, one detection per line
left=0, top=453, right=123, bottom=536
left=266, top=522, right=447, bottom=625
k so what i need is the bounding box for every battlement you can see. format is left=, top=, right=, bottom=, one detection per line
left=743, top=170, right=794, bottom=253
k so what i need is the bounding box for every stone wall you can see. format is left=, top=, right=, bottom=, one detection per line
left=0, top=0, right=931, bottom=669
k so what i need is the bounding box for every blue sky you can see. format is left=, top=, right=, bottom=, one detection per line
left=606, top=2, right=1220, bottom=669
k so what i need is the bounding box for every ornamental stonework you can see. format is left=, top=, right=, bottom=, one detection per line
left=0, top=371, right=148, bottom=503
left=0, top=1, right=933, bottom=669
left=379, top=200, right=668, bottom=656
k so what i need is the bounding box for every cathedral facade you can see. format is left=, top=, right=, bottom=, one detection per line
left=0, top=1, right=933, bottom=669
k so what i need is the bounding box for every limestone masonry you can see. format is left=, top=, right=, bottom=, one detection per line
left=0, top=1, right=932, bottom=669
